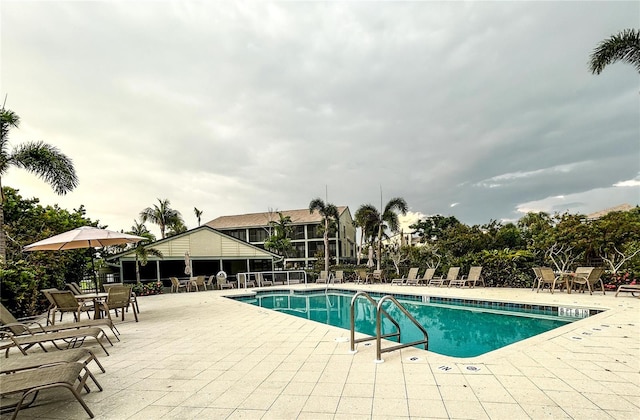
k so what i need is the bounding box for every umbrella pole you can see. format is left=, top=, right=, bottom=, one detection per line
left=88, top=247, right=99, bottom=295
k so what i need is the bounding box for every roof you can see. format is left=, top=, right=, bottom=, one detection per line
left=587, top=203, right=635, bottom=220
left=206, top=206, right=349, bottom=229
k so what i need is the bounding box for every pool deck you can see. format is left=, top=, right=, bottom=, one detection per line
left=3, top=284, right=638, bottom=419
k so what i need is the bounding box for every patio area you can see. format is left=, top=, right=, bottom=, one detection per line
left=3, top=284, right=639, bottom=419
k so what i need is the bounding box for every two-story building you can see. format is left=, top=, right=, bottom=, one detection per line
left=206, top=206, right=356, bottom=268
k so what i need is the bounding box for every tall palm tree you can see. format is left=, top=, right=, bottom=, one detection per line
left=140, top=198, right=183, bottom=239
left=0, top=108, right=78, bottom=262
left=194, top=207, right=203, bottom=226
left=128, top=219, right=163, bottom=283
left=309, top=198, right=339, bottom=273
left=375, top=197, right=408, bottom=270
left=354, top=204, right=380, bottom=265
left=589, top=28, right=640, bottom=75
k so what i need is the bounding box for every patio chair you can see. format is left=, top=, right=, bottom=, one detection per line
left=333, top=270, right=345, bottom=283
left=216, top=271, right=234, bottom=289
left=428, top=267, right=460, bottom=287
left=1, top=348, right=105, bottom=375
left=354, top=269, right=370, bottom=284
left=372, top=269, right=384, bottom=283
left=450, top=266, right=485, bottom=288
left=615, top=283, right=640, bottom=297
left=536, top=267, right=565, bottom=293
left=1, top=301, right=119, bottom=341
left=416, top=268, right=436, bottom=285
left=0, top=362, right=102, bottom=419
left=170, top=277, right=186, bottom=293
left=190, top=275, right=206, bottom=292
left=256, top=272, right=273, bottom=287
left=103, top=283, right=139, bottom=314
left=46, top=291, right=94, bottom=325
left=205, top=275, right=216, bottom=290
left=571, top=267, right=605, bottom=295
left=316, top=271, right=331, bottom=284
left=391, top=267, right=419, bottom=285
left=531, top=267, right=543, bottom=291
left=237, top=273, right=256, bottom=288
left=97, top=285, right=138, bottom=322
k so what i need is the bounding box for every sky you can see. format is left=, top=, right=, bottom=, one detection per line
left=2, top=1, right=639, bottom=239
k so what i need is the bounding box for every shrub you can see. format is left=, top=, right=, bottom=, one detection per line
left=132, top=281, right=163, bottom=296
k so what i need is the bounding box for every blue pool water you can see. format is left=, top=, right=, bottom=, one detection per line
left=231, top=290, right=575, bottom=357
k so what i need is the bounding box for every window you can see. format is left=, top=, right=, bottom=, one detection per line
left=307, top=223, right=323, bottom=239
left=249, top=228, right=268, bottom=243
left=226, top=229, right=246, bottom=241
left=292, top=225, right=306, bottom=240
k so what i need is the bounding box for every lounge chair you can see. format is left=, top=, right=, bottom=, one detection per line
left=97, top=285, right=138, bottom=322
left=391, top=267, right=419, bottom=285
left=0, top=362, right=102, bottom=419
left=1, top=348, right=105, bottom=375
left=1, top=301, right=119, bottom=342
left=536, top=267, right=565, bottom=293
left=170, top=277, right=186, bottom=293
left=316, top=271, right=331, bottom=284
left=66, top=282, right=83, bottom=295
left=615, top=284, right=640, bottom=297
left=428, top=267, right=460, bottom=287
left=1, top=323, right=114, bottom=356
left=333, top=270, right=345, bottom=283
left=416, top=268, right=436, bottom=286
left=450, top=266, right=485, bottom=288
left=571, top=267, right=605, bottom=295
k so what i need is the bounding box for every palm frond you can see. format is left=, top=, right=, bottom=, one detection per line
left=10, top=141, right=78, bottom=194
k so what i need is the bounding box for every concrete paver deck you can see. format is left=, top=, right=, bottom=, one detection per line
left=2, top=284, right=638, bottom=419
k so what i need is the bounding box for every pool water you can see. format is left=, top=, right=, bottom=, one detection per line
left=232, top=291, right=574, bottom=357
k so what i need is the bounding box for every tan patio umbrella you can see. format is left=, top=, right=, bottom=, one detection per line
left=24, top=226, right=146, bottom=293
left=184, top=251, right=192, bottom=276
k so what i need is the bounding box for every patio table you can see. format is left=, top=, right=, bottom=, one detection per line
left=75, top=293, right=108, bottom=319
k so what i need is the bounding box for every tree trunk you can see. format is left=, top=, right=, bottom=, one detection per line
left=136, top=255, right=141, bottom=283
left=0, top=202, right=5, bottom=263
left=377, top=224, right=383, bottom=270
left=324, top=219, right=330, bottom=273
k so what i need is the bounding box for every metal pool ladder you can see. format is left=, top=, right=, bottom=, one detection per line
left=349, top=291, right=429, bottom=363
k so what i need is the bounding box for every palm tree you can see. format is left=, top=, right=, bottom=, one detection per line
left=194, top=207, right=203, bottom=226
left=309, top=198, right=340, bottom=273
left=264, top=212, right=293, bottom=258
left=354, top=204, right=380, bottom=265
left=139, top=198, right=183, bottom=239
left=589, top=28, right=640, bottom=75
left=0, top=108, right=78, bottom=262
left=128, top=220, right=163, bottom=283
left=375, top=197, right=408, bottom=270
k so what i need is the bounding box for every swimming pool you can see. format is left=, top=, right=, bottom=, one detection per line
left=230, top=289, right=589, bottom=357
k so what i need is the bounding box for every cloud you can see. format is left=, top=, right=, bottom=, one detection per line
left=1, top=1, right=638, bottom=238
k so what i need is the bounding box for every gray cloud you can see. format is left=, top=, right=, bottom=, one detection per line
left=2, top=1, right=638, bottom=235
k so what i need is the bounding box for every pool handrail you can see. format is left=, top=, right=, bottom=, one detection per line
left=236, top=270, right=308, bottom=288
left=376, top=295, right=429, bottom=362
left=349, top=291, right=400, bottom=353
